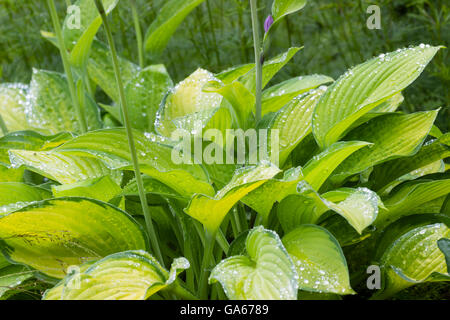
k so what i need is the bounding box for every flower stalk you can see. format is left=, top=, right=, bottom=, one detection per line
left=249, top=0, right=263, bottom=124
left=94, top=0, right=163, bottom=265
left=130, top=0, right=145, bottom=68
left=46, top=0, right=87, bottom=134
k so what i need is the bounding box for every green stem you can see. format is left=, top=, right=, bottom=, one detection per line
left=249, top=0, right=263, bottom=124
left=171, top=280, right=200, bottom=300
left=205, top=0, right=221, bottom=66
left=47, top=0, right=87, bottom=133
left=198, top=230, right=215, bottom=299
left=216, top=229, right=230, bottom=253
left=131, top=0, right=145, bottom=68
left=232, top=206, right=242, bottom=234
left=94, top=0, right=163, bottom=265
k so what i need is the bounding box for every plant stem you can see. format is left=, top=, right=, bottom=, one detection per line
left=131, top=0, right=145, bottom=68
left=205, top=0, right=221, bottom=66
left=249, top=0, right=263, bottom=124
left=198, top=230, right=215, bottom=299
left=47, top=0, right=87, bottom=133
left=94, top=0, right=163, bottom=265
left=171, top=280, right=200, bottom=300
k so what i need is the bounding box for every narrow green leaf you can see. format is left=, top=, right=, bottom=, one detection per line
left=216, top=64, right=255, bottom=84
left=0, top=265, right=35, bottom=299
left=0, top=182, right=50, bottom=216
left=122, top=175, right=182, bottom=200
left=52, top=176, right=122, bottom=203
left=282, top=225, right=354, bottom=295
left=437, top=238, right=450, bottom=272
left=242, top=141, right=368, bottom=222
left=303, top=141, right=371, bottom=191
left=272, top=0, right=307, bottom=23
left=239, top=47, right=302, bottom=93
left=144, top=0, right=206, bottom=56
left=210, top=226, right=298, bottom=300
left=56, top=129, right=214, bottom=197
left=0, top=130, right=73, bottom=166
left=370, top=133, right=450, bottom=193
left=0, top=198, right=148, bottom=278
left=312, top=45, right=440, bottom=149
left=186, top=163, right=280, bottom=233
left=376, top=179, right=450, bottom=228
left=204, top=80, right=255, bottom=129
left=261, top=75, right=333, bottom=115
left=331, top=111, right=438, bottom=185
left=9, top=149, right=121, bottom=185
left=278, top=183, right=380, bottom=234
left=63, top=0, right=119, bottom=67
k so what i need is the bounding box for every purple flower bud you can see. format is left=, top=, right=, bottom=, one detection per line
left=264, top=15, right=274, bottom=33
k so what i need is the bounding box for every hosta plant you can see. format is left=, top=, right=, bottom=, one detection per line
left=0, top=0, right=448, bottom=300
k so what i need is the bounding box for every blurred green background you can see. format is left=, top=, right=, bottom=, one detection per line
left=0, top=0, right=448, bottom=130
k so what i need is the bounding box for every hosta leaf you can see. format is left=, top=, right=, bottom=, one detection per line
left=209, top=226, right=298, bottom=300
left=278, top=183, right=379, bottom=234
left=376, top=179, right=450, bottom=228
left=0, top=165, right=24, bottom=182
left=122, top=175, right=183, bottom=200
left=157, top=107, right=232, bottom=141
left=242, top=141, right=369, bottom=222
left=0, top=183, right=50, bottom=215
left=0, top=255, right=8, bottom=270
left=370, top=133, right=450, bottom=193
left=378, top=160, right=445, bottom=195
left=204, top=80, right=255, bottom=129
left=43, top=251, right=189, bottom=300
left=0, top=83, right=33, bottom=134
left=374, top=218, right=450, bottom=299
left=331, top=111, right=438, bottom=185
left=312, top=45, right=440, bottom=149
left=437, top=238, right=450, bottom=272
left=9, top=149, right=121, bottom=185
left=52, top=176, right=122, bottom=203
left=144, top=0, right=206, bottom=56
left=282, top=225, right=354, bottom=294
left=267, top=86, right=326, bottom=166
left=239, top=47, right=302, bottom=93
left=125, top=65, right=173, bottom=132
left=261, top=75, right=333, bottom=115
left=161, top=69, right=222, bottom=119
left=27, top=69, right=101, bottom=134
left=353, top=93, right=404, bottom=127
left=216, top=64, right=254, bottom=84
left=0, top=265, right=35, bottom=299
left=56, top=129, right=214, bottom=197
left=0, top=198, right=148, bottom=278
left=0, top=130, right=73, bottom=166
left=63, top=0, right=119, bottom=67
left=302, top=141, right=371, bottom=191
left=272, top=0, right=307, bottom=25
left=185, top=163, right=280, bottom=233
left=88, top=41, right=139, bottom=102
